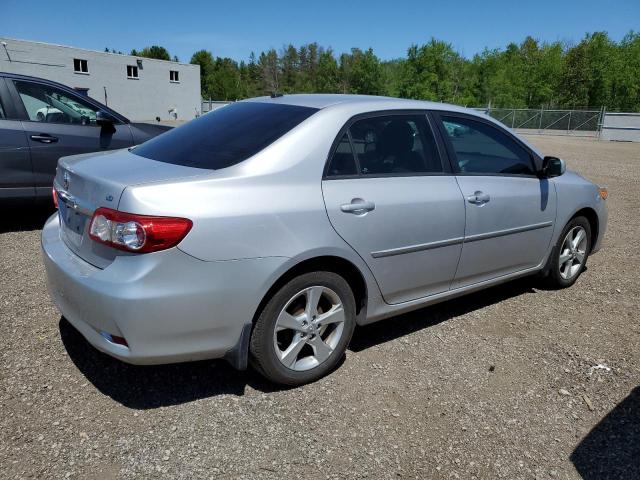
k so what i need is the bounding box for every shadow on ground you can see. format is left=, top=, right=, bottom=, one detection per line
left=571, top=387, right=640, bottom=480
left=1, top=203, right=54, bottom=234
left=59, top=318, right=280, bottom=409
left=349, top=277, right=536, bottom=351
left=60, top=278, right=537, bottom=409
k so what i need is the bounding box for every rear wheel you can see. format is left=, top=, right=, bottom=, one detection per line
left=250, top=272, right=356, bottom=385
left=545, top=216, right=591, bottom=289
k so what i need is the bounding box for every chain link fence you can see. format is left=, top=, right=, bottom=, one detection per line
left=472, top=107, right=605, bottom=136
left=201, top=100, right=232, bottom=114
left=200, top=100, right=614, bottom=138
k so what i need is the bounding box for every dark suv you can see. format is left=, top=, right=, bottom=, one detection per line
left=0, top=72, right=171, bottom=202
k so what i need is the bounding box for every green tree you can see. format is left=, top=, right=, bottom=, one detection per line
left=190, top=50, right=216, bottom=98
left=182, top=32, right=640, bottom=111
left=135, top=45, right=172, bottom=61
left=339, top=48, right=383, bottom=94
left=259, top=49, right=280, bottom=94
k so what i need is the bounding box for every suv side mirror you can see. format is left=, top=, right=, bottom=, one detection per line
left=96, top=110, right=116, bottom=126
left=540, top=156, right=566, bottom=178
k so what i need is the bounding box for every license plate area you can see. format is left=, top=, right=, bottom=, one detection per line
left=58, top=200, right=87, bottom=249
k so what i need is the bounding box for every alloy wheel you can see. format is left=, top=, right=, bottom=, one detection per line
left=273, top=286, right=345, bottom=371
left=559, top=226, right=588, bottom=280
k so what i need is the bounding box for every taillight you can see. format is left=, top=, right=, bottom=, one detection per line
left=89, top=208, right=192, bottom=253
left=52, top=187, right=58, bottom=208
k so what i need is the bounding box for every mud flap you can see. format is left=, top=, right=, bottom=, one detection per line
left=223, top=323, right=252, bottom=370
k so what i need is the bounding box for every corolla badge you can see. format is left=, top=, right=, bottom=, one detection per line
left=63, top=171, right=70, bottom=191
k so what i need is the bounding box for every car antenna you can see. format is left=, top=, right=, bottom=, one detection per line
left=270, top=92, right=284, bottom=98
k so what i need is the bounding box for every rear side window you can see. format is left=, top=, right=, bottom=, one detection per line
left=349, top=115, right=442, bottom=175
left=0, top=98, right=5, bottom=119
left=326, top=133, right=358, bottom=177
left=133, top=102, right=318, bottom=170
left=440, top=116, right=535, bottom=175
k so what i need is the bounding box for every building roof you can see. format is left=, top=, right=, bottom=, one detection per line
left=0, top=36, right=198, bottom=68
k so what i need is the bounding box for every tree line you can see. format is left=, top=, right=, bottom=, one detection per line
left=126, top=32, right=640, bottom=111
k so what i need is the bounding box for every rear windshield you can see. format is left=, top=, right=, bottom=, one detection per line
left=132, top=102, right=318, bottom=170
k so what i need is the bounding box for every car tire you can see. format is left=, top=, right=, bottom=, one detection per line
left=250, top=271, right=356, bottom=386
left=545, top=216, right=592, bottom=289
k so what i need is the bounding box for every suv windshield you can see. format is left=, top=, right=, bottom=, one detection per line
left=133, top=102, right=318, bottom=170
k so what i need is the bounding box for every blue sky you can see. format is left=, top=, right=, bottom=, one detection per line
left=3, top=0, right=639, bottom=62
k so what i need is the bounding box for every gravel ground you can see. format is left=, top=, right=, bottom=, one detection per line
left=1, top=135, right=638, bottom=479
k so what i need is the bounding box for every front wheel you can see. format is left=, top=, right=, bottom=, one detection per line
left=545, top=216, right=591, bottom=289
left=250, top=271, right=356, bottom=385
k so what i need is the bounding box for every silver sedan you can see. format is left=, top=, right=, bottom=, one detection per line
left=42, top=95, right=608, bottom=385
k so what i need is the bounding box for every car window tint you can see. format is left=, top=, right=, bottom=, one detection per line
left=348, top=115, right=442, bottom=175
left=441, top=116, right=535, bottom=175
left=13, top=80, right=100, bottom=126
left=326, top=133, right=357, bottom=177
left=133, top=102, right=318, bottom=170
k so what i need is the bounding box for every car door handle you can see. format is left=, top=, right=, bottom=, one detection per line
left=30, top=134, right=59, bottom=144
left=340, top=199, right=376, bottom=215
left=466, top=191, right=490, bottom=205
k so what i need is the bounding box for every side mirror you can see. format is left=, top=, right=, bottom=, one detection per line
left=96, top=110, right=116, bottom=126
left=540, top=156, right=566, bottom=178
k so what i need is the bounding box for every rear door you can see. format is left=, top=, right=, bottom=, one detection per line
left=8, top=78, right=134, bottom=196
left=322, top=112, right=466, bottom=304
left=0, top=77, right=35, bottom=199
left=434, top=112, right=556, bottom=288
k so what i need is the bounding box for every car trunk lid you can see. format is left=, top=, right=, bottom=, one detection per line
left=54, top=148, right=210, bottom=268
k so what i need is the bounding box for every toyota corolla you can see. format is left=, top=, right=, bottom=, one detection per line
left=42, top=95, right=608, bottom=385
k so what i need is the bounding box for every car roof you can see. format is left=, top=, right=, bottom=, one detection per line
left=244, top=93, right=473, bottom=115
left=1, top=71, right=82, bottom=89
left=243, top=93, right=544, bottom=159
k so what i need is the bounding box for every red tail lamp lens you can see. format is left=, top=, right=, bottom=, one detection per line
left=89, top=208, right=192, bottom=253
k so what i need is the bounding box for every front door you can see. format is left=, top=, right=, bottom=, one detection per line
left=322, top=113, right=466, bottom=304
left=435, top=113, right=556, bottom=288
left=9, top=79, right=133, bottom=196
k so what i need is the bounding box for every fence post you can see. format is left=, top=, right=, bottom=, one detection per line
left=598, top=106, right=606, bottom=140
left=567, top=110, right=572, bottom=134
left=539, top=107, right=543, bottom=131
left=511, top=109, right=515, bottom=128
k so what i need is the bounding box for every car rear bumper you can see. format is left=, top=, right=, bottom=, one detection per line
left=41, top=213, right=286, bottom=366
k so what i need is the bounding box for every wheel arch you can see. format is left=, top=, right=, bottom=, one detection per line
left=251, top=255, right=369, bottom=327
left=571, top=207, right=599, bottom=250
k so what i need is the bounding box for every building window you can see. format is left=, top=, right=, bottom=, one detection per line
left=73, top=59, right=89, bottom=74
left=127, top=65, right=139, bottom=79
left=170, top=70, right=179, bottom=83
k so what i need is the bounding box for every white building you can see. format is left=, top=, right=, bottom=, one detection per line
left=0, top=37, right=201, bottom=122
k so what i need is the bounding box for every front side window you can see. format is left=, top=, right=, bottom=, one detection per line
left=127, top=65, right=139, bottom=79
left=441, top=116, right=535, bottom=175
left=73, top=58, right=88, bottom=73
left=14, top=80, right=99, bottom=125
left=170, top=70, right=179, bottom=82
left=348, top=115, right=442, bottom=175
left=133, top=102, right=318, bottom=170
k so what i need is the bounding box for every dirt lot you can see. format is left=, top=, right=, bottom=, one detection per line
left=1, top=135, right=638, bottom=479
